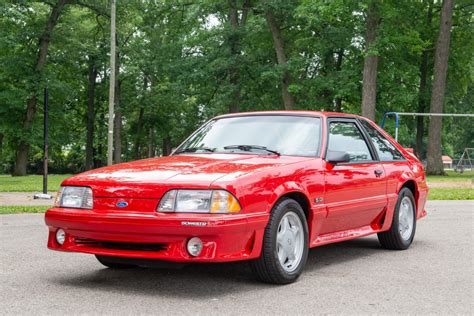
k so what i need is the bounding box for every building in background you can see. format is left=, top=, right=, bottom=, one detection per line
left=442, top=155, right=453, bottom=168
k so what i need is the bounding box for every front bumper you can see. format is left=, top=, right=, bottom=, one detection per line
left=45, top=208, right=268, bottom=262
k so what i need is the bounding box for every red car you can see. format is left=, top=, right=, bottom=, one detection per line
left=45, top=111, right=428, bottom=284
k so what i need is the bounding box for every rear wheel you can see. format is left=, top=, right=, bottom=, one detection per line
left=250, top=198, right=309, bottom=284
left=95, top=255, right=137, bottom=269
left=378, top=187, right=416, bottom=250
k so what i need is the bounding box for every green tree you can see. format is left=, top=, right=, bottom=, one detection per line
left=1, top=0, right=472, bottom=175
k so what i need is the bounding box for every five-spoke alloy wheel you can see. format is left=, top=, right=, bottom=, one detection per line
left=250, top=198, right=309, bottom=284
left=398, top=196, right=415, bottom=241
left=276, top=212, right=305, bottom=273
left=378, top=187, right=417, bottom=250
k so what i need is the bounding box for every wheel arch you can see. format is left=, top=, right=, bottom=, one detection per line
left=277, top=191, right=311, bottom=222
left=266, top=181, right=312, bottom=219
left=267, top=187, right=314, bottom=240
left=399, top=179, right=420, bottom=215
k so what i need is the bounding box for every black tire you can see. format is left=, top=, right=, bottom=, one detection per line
left=95, top=255, right=137, bottom=269
left=378, top=187, right=417, bottom=250
left=249, top=198, right=309, bottom=284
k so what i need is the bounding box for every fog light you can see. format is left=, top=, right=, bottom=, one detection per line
left=56, top=229, right=66, bottom=245
left=187, top=237, right=203, bottom=257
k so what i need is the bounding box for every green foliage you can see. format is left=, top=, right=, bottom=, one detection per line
left=0, top=0, right=473, bottom=174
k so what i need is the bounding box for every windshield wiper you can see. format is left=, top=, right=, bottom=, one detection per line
left=174, top=146, right=215, bottom=154
left=223, top=145, right=280, bottom=156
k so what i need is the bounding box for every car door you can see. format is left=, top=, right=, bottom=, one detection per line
left=320, top=118, right=387, bottom=234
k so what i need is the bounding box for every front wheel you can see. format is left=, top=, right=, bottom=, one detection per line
left=378, top=187, right=417, bottom=250
left=250, top=198, right=309, bottom=284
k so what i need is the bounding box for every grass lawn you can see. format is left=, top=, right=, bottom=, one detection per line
left=426, top=170, right=474, bottom=182
left=426, top=170, right=473, bottom=200
left=0, top=174, right=70, bottom=192
left=428, top=188, right=473, bottom=200
left=0, top=205, right=49, bottom=214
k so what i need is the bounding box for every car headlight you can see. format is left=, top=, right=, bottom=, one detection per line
left=157, top=189, right=241, bottom=213
left=55, top=186, right=93, bottom=209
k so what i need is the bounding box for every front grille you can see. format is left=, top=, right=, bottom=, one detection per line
left=74, top=237, right=168, bottom=252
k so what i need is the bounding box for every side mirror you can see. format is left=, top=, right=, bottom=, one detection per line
left=326, top=150, right=351, bottom=164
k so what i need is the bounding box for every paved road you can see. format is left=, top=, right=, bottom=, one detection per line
left=1, top=201, right=472, bottom=315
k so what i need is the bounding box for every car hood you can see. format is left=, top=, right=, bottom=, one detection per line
left=62, top=154, right=312, bottom=198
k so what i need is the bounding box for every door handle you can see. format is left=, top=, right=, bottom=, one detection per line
left=374, top=169, right=383, bottom=177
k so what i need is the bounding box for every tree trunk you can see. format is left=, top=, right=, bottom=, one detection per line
left=113, top=53, right=121, bottom=164
left=361, top=0, right=379, bottom=121
left=334, top=49, right=344, bottom=112
left=162, top=136, right=172, bottom=156
left=95, top=110, right=105, bottom=168
left=113, top=82, right=122, bottom=164
left=13, top=0, right=68, bottom=176
left=107, top=0, right=116, bottom=166
left=415, top=50, right=429, bottom=158
left=85, top=57, right=97, bottom=170
left=228, top=0, right=240, bottom=113
left=95, top=64, right=108, bottom=168
left=415, top=0, right=434, bottom=159
left=148, top=128, right=155, bottom=158
left=133, top=74, right=148, bottom=159
left=426, top=0, right=454, bottom=175
left=265, top=8, right=295, bottom=110
left=94, top=93, right=108, bottom=168
left=227, top=0, right=250, bottom=113
left=133, top=107, right=144, bottom=159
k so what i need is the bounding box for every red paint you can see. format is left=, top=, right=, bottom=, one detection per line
left=45, top=111, right=428, bottom=263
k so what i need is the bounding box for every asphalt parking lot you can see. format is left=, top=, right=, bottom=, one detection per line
left=1, top=200, right=472, bottom=315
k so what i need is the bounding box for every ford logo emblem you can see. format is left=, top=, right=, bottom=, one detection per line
left=116, top=201, right=128, bottom=208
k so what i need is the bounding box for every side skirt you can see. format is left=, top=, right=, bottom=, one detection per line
left=309, top=208, right=388, bottom=248
left=309, top=225, right=384, bottom=248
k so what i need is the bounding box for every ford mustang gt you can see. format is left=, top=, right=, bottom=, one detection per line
left=45, top=111, right=428, bottom=284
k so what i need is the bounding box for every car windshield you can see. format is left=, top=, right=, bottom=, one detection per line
left=175, top=115, right=321, bottom=157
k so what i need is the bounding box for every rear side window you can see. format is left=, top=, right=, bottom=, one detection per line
left=327, top=122, right=373, bottom=162
left=360, top=120, right=404, bottom=161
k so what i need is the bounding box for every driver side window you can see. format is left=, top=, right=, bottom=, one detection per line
left=328, top=121, right=373, bottom=162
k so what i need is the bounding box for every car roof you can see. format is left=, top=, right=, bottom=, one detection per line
left=214, top=110, right=367, bottom=120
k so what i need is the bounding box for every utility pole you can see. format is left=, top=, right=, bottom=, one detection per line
left=107, top=0, right=116, bottom=166
left=43, top=87, right=48, bottom=194
left=34, top=88, right=52, bottom=200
